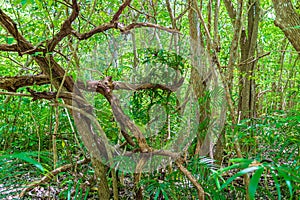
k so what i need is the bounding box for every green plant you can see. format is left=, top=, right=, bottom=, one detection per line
left=215, top=158, right=300, bottom=199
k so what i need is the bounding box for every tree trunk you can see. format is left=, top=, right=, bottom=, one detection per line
left=225, top=0, right=243, bottom=92
left=238, top=0, right=260, bottom=120
left=36, top=56, right=111, bottom=200
left=272, top=0, right=300, bottom=53
left=188, top=0, right=211, bottom=157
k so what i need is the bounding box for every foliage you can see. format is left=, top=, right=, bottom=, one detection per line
left=214, top=157, right=300, bottom=200
left=0, top=151, right=49, bottom=199
left=0, top=0, right=299, bottom=199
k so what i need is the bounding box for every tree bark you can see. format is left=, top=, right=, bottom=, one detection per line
left=238, top=0, right=260, bottom=120
left=272, top=0, right=300, bottom=53
left=226, top=0, right=243, bottom=92
left=188, top=0, right=211, bottom=157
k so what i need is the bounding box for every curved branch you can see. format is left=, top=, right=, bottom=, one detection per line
left=175, top=159, right=205, bottom=200
left=0, top=10, right=20, bottom=41
left=71, top=23, right=116, bottom=40
left=0, top=73, right=182, bottom=151
left=0, top=73, right=183, bottom=93
left=71, top=0, right=179, bottom=41
left=78, top=76, right=151, bottom=152
left=47, top=0, right=79, bottom=51
left=272, top=0, right=300, bottom=53
left=71, top=0, right=131, bottom=40
left=72, top=21, right=180, bottom=41
left=0, top=9, right=34, bottom=53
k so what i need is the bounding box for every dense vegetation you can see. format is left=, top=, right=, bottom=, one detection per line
left=0, top=0, right=299, bottom=199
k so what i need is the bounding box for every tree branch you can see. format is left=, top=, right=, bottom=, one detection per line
left=223, top=0, right=237, bottom=22
left=77, top=76, right=151, bottom=152
left=71, top=23, right=116, bottom=40
left=227, top=0, right=243, bottom=90
left=175, top=159, right=205, bottom=200
left=111, top=0, right=132, bottom=22
left=175, top=3, right=190, bottom=21
left=72, top=0, right=179, bottom=40
left=238, top=51, right=270, bottom=66
left=0, top=74, right=49, bottom=92
left=71, top=0, right=131, bottom=40
left=47, top=0, right=79, bottom=51
left=0, top=74, right=181, bottom=152
left=0, top=9, right=34, bottom=53
left=120, top=22, right=181, bottom=34
left=19, top=157, right=91, bottom=198
left=72, top=20, right=180, bottom=41
left=0, top=73, right=183, bottom=93
left=0, top=43, right=18, bottom=52
left=114, top=77, right=184, bottom=92
left=0, top=91, right=31, bottom=97
left=272, top=0, right=300, bottom=53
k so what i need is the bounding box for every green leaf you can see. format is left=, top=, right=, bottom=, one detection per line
left=276, top=166, right=294, bottom=197
left=271, top=170, right=281, bottom=200
left=74, top=178, right=82, bottom=200
left=0, top=153, right=44, bottom=172
left=161, top=188, right=169, bottom=200
left=219, top=161, right=251, bottom=174
left=249, top=166, right=264, bottom=200
left=67, top=180, right=72, bottom=200
left=33, top=51, right=43, bottom=56
left=7, top=37, right=14, bottom=44
left=214, top=174, right=222, bottom=190
left=285, top=180, right=293, bottom=198
left=83, top=187, right=90, bottom=200
left=154, top=188, right=160, bottom=200
left=21, top=0, right=27, bottom=6
left=230, top=158, right=253, bottom=163
left=221, top=166, right=259, bottom=190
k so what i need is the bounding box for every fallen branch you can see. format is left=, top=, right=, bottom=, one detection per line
left=19, top=157, right=91, bottom=198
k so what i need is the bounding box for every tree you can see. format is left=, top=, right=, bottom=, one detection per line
left=0, top=0, right=204, bottom=199
left=272, top=0, right=300, bottom=53
left=1, top=0, right=299, bottom=199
